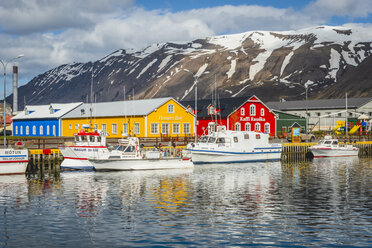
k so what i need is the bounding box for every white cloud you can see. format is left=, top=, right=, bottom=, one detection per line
left=0, top=0, right=372, bottom=87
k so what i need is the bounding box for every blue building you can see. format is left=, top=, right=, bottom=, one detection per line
left=12, top=102, right=82, bottom=137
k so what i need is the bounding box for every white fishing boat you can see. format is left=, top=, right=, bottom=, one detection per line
left=191, top=126, right=282, bottom=164
left=58, top=127, right=110, bottom=170
left=0, top=148, right=29, bottom=175
left=90, top=137, right=193, bottom=171
left=309, top=135, right=359, bottom=158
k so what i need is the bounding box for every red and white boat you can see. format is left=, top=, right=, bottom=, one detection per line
left=58, top=128, right=110, bottom=170
left=309, top=136, right=359, bottom=158
left=0, top=148, right=29, bottom=175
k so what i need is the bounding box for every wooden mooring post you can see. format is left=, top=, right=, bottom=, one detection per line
left=28, top=149, right=63, bottom=173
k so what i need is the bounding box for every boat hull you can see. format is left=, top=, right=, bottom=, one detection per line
left=58, top=145, right=110, bottom=170
left=91, top=158, right=194, bottom=171
left=0, top=149, right=29, bottom=175
left=191, top=149, right=282, bottom=164
left=309, top=147, right=359, bottom=158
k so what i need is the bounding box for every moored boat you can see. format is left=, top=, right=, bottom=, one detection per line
left=90, top=137, right=193, bottom=171
left=309, top=135, right=359, bottom=158
left=191, top=126, right=282, bottom=164
left=0, top=148, right=29, bottom=175
left=58, top=127, right=110, bottom=170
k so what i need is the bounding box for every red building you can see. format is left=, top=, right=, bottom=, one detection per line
left=227, top=95, right=277, bottom=136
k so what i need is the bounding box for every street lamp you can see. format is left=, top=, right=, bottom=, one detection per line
left=291, top=82, right=310, bottom=142
left=0, top=54, right=24, bottom=148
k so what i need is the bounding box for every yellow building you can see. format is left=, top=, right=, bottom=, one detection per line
left=61, top=97, right=195, bottom=138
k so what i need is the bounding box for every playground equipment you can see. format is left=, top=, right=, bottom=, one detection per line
left=333, top=121, right=344, bottom=135
left=348, top=125, right=361, bottom=135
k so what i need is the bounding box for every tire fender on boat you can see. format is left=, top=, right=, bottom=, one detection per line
left=177, top=149, right=182, bottom=157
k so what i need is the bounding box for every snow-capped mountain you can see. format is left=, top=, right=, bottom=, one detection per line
left=13, top=25, right=372, bottom=108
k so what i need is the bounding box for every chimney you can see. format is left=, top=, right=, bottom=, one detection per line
left=12, top=65, right=18, bottom=114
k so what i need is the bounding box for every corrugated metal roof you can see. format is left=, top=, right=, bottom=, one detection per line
left=12, top=102, right=83, bottom=120
left=266, top=97, right=372, bottom=111
left=180, top=97, right=247, bottom=118
left=62, top=97, right=173, bottom=118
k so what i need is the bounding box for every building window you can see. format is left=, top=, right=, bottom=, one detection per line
left=69, top=124, right=72, bottom=130
left=47, top=125, right=50, bottom=135
left=255, top=123, right=261, bottom=131
left=151, top=123, right=159, bottom=134
left=168, top=104, right=174, bottom=113
left=102, top=124, right=107, bottom=133
left=122, top=123, right=128, bottom=136
left=264, top=123, right=270, bottom=133
left=250, top=105, right=256, bottom=116
left=173, top=123, right=180, bottom=134
left=94, top=124, right=98, bottom=131
left=245, top=122, right=251, bottom=131
left=241, top=108, right=245, bottom=116
left=20, top=126, right=23, bottom=135
left=112, top=124, right=117, bottom=134
left=32, top=125, right=36, bottom=135
left=261, top=108, right=265, bottom=116
left=75, top=124, right=79, bottom=130
left=134, top=123, right=140, bottom=135
left=15, top=126, right=18, bottom=135
left=162, top=123, right=169, bottom=135
left=338, top=113, right=342, bottom=117
left=53, top=125, right=56, bottom=136
left=26, top=126, right=29, bottom=135
left=316, top=112, right=320, bottom=117
left=235, top=123, right=241, bottom=131
left=183, top=123, right=190, bottom=134
left=40, top=126, right=43, bottom=135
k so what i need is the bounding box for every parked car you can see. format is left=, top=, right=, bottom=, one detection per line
left=287, top=129, right=315, bottom=142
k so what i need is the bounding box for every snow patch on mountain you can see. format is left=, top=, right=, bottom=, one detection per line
left=226, top=59, right=236, bottom=79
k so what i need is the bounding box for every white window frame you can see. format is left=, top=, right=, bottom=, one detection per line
left=47, top=125, right=50, bottom=135
left=173, top=123, right=180, bottom=134
left=264, top=123, right=270, bottom=134
left=235, top=123, right=241, bottom=131
left=75, top=124, right=79, bottom=130
left=94, top=124, right=98, bottom=131
left=168, top=104, right=175, bottom=113
left=112, top=123, right=117, bottom=135
left=53, top=125, right=56, bottom=136
left=102, top=124, right=107, bottom=133
left=183, top=123, right=190, bottom=134
left=162, top=123, right=169, bottom=135
left=26, top=126, right=29, bottom=135
left=15, top=126, right=18, bottom=135
left=151, top=123, right=159, bottom=134
left=245, top=122, right=251, bottom=131
left=20, top=126, right=23, bottom=135
left=40, top=125, right=43, bottom=135
left=255, top=123, right=261, bottom=131
left=122, top=123, right=128, bottom=136
left=69, top=124, right=72, bottom=130
left=250, top=105, right=256, bottom=116
left=261, top=108, right=265, bottom=116
left=241, top=108, right=245, bottom=116
left=134, top=123, right=140, bottom=135
left=32, top=125, right=36, bottom=135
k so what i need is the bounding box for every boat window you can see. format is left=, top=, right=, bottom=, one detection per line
left=256, top=134, right=261, bottom=139
left=97, top=136, right=101, bottom=143
left=124, top=146, right=136, bottom=153
left=199, top=136, right=209, bottom=143
left=324, top=141, right=332, bottom=144
left=208, top=137, right=216, bottom=143
left=233, top=137, right=238, bottom=143
left=332, top=141, right=338, bottom=145
left=244, top=134, right=249, bottom=139
left=216, top=138, right=225, bottom=143
left=76, top=136, right=82, bottom=142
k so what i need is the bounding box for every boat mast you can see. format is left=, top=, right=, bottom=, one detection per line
left=345, top=92, right=348, bottom=138
left=90, top=67, right=94, bottom=129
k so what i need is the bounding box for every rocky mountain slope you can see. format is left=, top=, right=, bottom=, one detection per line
left=12, top=25, right=372, bottom=108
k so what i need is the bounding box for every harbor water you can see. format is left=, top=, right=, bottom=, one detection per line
left=1, top=158, right=372, bottom=247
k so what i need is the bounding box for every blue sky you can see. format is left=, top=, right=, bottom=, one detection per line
left=1, top=0, right=372, bottom=93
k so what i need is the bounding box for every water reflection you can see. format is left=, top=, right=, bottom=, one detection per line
left=0, top=159, right=371, bottom=247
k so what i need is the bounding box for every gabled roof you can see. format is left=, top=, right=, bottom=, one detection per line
left=180, top=97, right=247, bottom=118
left=62, top=97, right=173, bottom=118
left=12, top=102, right=83, bottom=120
left=228, top=95, right=276, bottom=118
left=266, top=97, right=372, bottom=111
